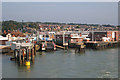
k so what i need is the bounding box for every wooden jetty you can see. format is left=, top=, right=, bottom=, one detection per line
left=0, top=45, right=13, bottom=54
left=10, top=42, right=36, bottom=66
left=55, top=42, right=68, bottom=50
left=55, top=45, right=65, bottom=49
left=84, top=41, right=119, bottom=50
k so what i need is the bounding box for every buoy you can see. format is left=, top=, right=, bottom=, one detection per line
left=25, top=61, right=30, bottom=66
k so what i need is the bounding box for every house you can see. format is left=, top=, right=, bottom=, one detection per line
left=10, top=31, right=26, bottom=37
left=0, top=35, right=8, bottom=45
left=107, top=31, right=120, bottom=41
left=6, top=31, right=26, bottom=41
left=88, top=31, right=120, bottom=42
left=48, top=32, right=56, bottom=40
left=6, top=33, right=12, bottom=41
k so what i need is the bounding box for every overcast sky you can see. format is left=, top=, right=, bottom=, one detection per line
left=2, top=2, right=118, bottom=25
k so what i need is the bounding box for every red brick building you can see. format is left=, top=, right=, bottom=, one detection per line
left=107, top=31, right=120, bottom=41
left=89, top=31, right=120, bottom=42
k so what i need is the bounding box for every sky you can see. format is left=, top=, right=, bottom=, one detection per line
left=1, top=0, right=120, bottom=2
left=2, top=2, right=118, bottom=25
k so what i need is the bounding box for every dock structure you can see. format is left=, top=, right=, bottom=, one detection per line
left=37, top=40, right=56, bottom=51
left=84, top=41, right=119, bottom=49
left=75, top=42, right=86, bottom=53
left=55, top=42, right=68, bottom=50
left=0, top=45, right=13, bottom=54
left=10, top=42, right=36, bottom=66
left=63, top=43, right=68, bottom=50
left=55, top=45, right=65, bottom=49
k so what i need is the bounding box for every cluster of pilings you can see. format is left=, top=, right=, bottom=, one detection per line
left=10, top=45, right=36, bottom=66
left=75, top=43, right=86, bottom=53
left=107, top=42, right=119, bottom=48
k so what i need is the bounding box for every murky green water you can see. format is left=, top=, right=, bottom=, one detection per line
left=2, top=48, right=118, bottom=78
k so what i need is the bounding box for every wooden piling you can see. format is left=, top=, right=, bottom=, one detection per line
left=31, top=48, right=35, bottom=63
left=26, top=48, right=28, bottom=61
left=28, top=49, right=31, bottom=61
left=14, top=49, right=18, bottom=59
left=75, top=44, right=85, bottom=53
left=19, top=49, right=22, bottom=64
left=34, top=45, right=36, bottom=56
left=22, top=49, right=25, bottom=63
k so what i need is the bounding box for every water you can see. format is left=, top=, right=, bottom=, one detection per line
left=2, top=48, right=118, bottom=78
left=0, top=54, right=2, bottom=79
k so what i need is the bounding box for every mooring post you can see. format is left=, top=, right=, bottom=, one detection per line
left=19, top=49, right=22, bottom=65
left=28, top=48, right=31, bottom=61
left=14, top=50, right=16, bottom=58
left=75, top=45, right=80, bottom=53
left=34, top=45, right=36, bottom=56
left=79, top=45, right=81, bottom=52
left=26, top=48, right=28, bottom=61
left=32, top=48, right=35, bottom=63
left=22, top=49, right=25, bottom=64
left=65, top=45, right=68, bottom=50
left=111, top=43, right=113, bottom=48
left=14, top=49, right=18, bottom=59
